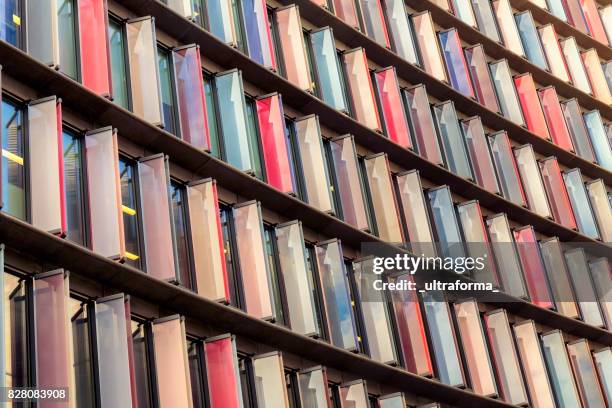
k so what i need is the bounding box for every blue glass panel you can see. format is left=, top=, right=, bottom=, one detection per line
left=438, top=29, right=475, bottom=98
left=450, top=0, right=477, bottom=27
left=309, top=28, right=349, bottom=112
left=0, top=0, right=20, bottom=47
left=427, top=186, right=466, bottom=260
left=563, top=168, right=600, bottom=239
left=432, top=102, right=474, bottom=180
left=583, top=110, right=612, bottom=171
left=515, top=11, right=548, bottom=70
left=489, top=60, right=525, bottom=125
left=241, top=0, right=275, bottom=69
left=541, top=331, right=582, bottom=408
left=471, top=0, right=501, bottom=42
left=207, top=0, right=237, bottom=45
left=382, top=0, right=419, bottom=65
left=488, top=132, right=527, bottom=206
left=547, top=0, right=568, bottom=22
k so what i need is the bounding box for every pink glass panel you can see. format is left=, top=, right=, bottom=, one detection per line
left=173, top=45, right=211, bottom=151
left=78, top=0, right=111, bottom=96
left=403, top=85, right=444, bottom=165
left=513, top=226, right=554, bottom=309
left=581, top=49, right=612, bottom=104
left=256, top=94, right=295, bottom=194
left=567, top=339, right=607, bottom=407
left=364, top=154, right=403, bottom=242
left=204, top=335, right=242, bottom=408
left=342, top=48, right=381, bottom=131
left=374, top=67, right=412, bottom=149
left=274, top=5, right=312, bottom=92
left=538, top=24, right=571, bottom=83
left=464, top=45, right=500, bottom=113
left=580, top=0, right=608, bottom=43
left=412, top=12, right=448, bottom=82
left=539, top=157, right=577, bottom=229
left=514, top=74, right=551, bottom=140
left=332, top=0, right=360, bottom=28
left=538, top=87, right=575, bottom=152
left=460, top=117, right=500, bottom=194
left=564, top=0, right=589, bottom=32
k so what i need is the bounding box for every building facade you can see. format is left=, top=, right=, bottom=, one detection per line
left=0, top=0, right=611, bottom=406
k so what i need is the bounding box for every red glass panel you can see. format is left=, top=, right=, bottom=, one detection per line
left=403, top=85, right=444, bottom=165
left=539, top=157, right=577, bottom=230
left=538, top=87, right=575, bottom=152
left=460, top=117, right=500, bottom=194
left=374, top=67, right=412, bottom=149
left=580, top=0, right=608, bottom=43
left=204, top=335, right=242, bottom=408
left=256, top=93, right=295, bottom=194
left=464, top=44, right=500, bottom=113
left=514, top=74, right=550, bottom=140
left=78, top=0, right=111, bottom=96
left=332, top=0, right=360, bottom=28
left=513, top=226, right=554, bottom=309
left=173, top=45, right=211, bottom=151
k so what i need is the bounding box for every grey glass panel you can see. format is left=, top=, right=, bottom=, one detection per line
left=563, top=168, right=599, bottom=239
left=513, top=145, right=551, bottom=218
left=382, top=0, right=419, bottom=65
left=593, top=348, right=612, bottom=406
left=427, top=186, right=466, bottom=260
left=541, top=331, right=582, bottom=408
left=564, top=249, right=605, bottom=327
left=461, top=117, right=500, bottom=193
left=561, top=99, right=595, bottom=161
left=432, top=102, right=474, bottom=180
left=583, top=110, right=612, bottom=171
left=26, top=0, right=60, bottom=66
left=297, top=367, right=330, bottom=408
left=567, top=340, right=607, bottom=408
left=589, top=258, right=612, bottom=329
left=357, top=0, right=389, bottom=47
left=471, top=0, right=501, bottom=42
left=515, top=11, right=548, bottom=70
left=309, top=28, right=348, bottom=112
left=252, top=353, right=290, bottom=408
left=489, top=60, right=525, bottom=125
left=539, top=238, right=579, bottom=319
left=488, top=132, right=526, bottom=206
left=378, top=394, right=405, bottom=408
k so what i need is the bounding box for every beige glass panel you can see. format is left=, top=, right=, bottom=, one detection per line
left=28, top=97, right=63, bottom=234
left=166, top=0, right=193, bottom=17
left=342, top=48, right=380, bottom=131
left=586, top=179, right=612, bottom=242
left=294, top=116, right=333, bottom=213
left=513, top=321, right=556, bottom=408
left=411, top=12, right=447, bottom=82
left=275, top=221, right=319, bottom=336
left=26, top=0, right=60, bottom=67
left=233, top=201, right=274, bottom=319
left=364, top=154, right=403, bottom=243
left=85, top=127, right=125, bottom=259
left=453, top=300, right=497, bottom=397
left=297, top=367, right=331, bottom=408
left=581, top=49, right=612, bottom=105
left=492, top=0, right=525, bottom=57
left=567, top=340, right=608, bottom=407
left=514, top=145, right=552, bottom=218
left=601, top=5, right=612, bottom=45
left=395, top=171, right=435, bottom=257
left=560, top=37, right=592, bottom=94
left=152, top=317, right=193, bottom=408
left=126, top=18, right=162, bottom=125
left=274, top=6, right=312, bottom=92
left=538, top=25, right=571, bottom=82
left=186, top=179, right=228, bottom=301
left=339, top=381, right=368, bottom=408
left=252, top=353, right=290, bottom=408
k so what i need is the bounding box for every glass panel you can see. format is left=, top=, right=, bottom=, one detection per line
left=309, top=28, right=349, bottom=112
left=0, top=0, right=22, bottom=47
left=1, top=99, right=25, bottom=220
left=274, top=5, right=312, bottom=91
left=330, top=135, right=369, bottom=230
left=363, top=154, right=403, bottom=242
left=109, top=18, right=129, bottom=109
left=512, top=321, right=556, bottom=407
left=33, top=271, right=72, bottom=397
left=488, top=131, right=527, bottom=206
left=158, top=46, right=177, bottom=135
left=484, top=310, right=528, bottom=405
left=28, top=97, right=65, bottom=234
left=186, top=179, right=229, bottom=302
left=233, top=201, right=275, bottom=320
left=515, top=11, right=548, bottom=70
left=541, top=331, right=582, bottom=407
left=294, top=116, right=334, bottom=213
left=582, top=49, right=612, bottom=104
left=342, top=48, right=381, bottom=131
left=538, top=24, right=571, bottom=83
left=170, top=182, right=192, bottom=289
left=314, top=239, right=358, bottom=350
left=352, top=258, right=397, bottom=364
left=132, top=320, right=153, bottom=408
left=204, top=335, right=243, bottom=408
left=439, top=29, right=474, bottom=98
left=492, top=0, right=525, bottom=56
left=395, top=170, right=436, bottom=258
left=460, top=117, right=500, bottom=193
left=471, top=0, right=501, bottom=42
left=432, top=102, right=473, bottom=180
left=514, top=73, right=551, bottom=140
left=601, top=5, right=612, bottom=44
left=514, top=145, right=552, bottom=218
left=252, top=352, right=290, bottom=407
left=593, top=348, right=612, bottom=407
left=560, top=37, right=592, bottom=94
left=427, top=186, right=465, bottom=260
left=241, top=0, right=276, bottom=69
left=120, top=158, right=142, bottom=268
left=173, top=45, right=211, bottom=151
left=126, top=18, right=163, bottom=125
left=85, top=127, right=125, bottom=259
left=486, top=213, right=528, bottom=298
left=453, top=300, right=497, bottom=397
left=422, top=291, right=465, bottom=387
left=332, top=0, right=360, bottom=28
left=207, top=0, right=237, bottom=45
left=151, top=316, right=192, bottom=408
left=513, top=226, right=554, bottom=308
left=539, top=238, right=580, bottom=318
left=57, top=0, right=78, bottom=79
left=70, top=299, right=94, bottom=406
left=381, top=0, right=419, bottom=64
left=581, top=0, right=608, bottom=43
left=62, top=129, right=85, bottom=245
left=187, top=340, right=205, bottom=408
left=567, top=340, right=607, bottom=407
left=586, top=179, right=612, bottom=242
left=589, top=258, right=612, bottom=329
left=411, top=11, right=447, bottom=82
left=548, top=0, right=568, bottom=21
left=564, top=249, right=605, bottom=327
left=565, top=0, right=589, bottom=34
left=489, top=60, right=525, bottom=125
left=357, top=0, right=390, bottom=47
left=204, top=76, right=221, bottom=157
left=94, top=295, right=135, bottom=407
left=378, top=393, right=405, bottom=408
left=26, top=0, right=60, bottom=66
left=456, top=201, right=499, bottom=286
left=402, top=85, right=444, bottom=165
left=137, top=154, right=177, bottom=281
left=275, top=221, right=319, bottom=336
left=450, top=0, right=477, bottom=27
left=297, top=367, right=331, bottom=408
left=374, top=67, right=412, bottom=149
left=338, top=380, right=368, bottom=408
left=2, top=269, right=29, bottom=391
left=561, top=98, right=596, bottom=161
left=78, top=0, right=110, bottom=95
left=464, top=44, right=500, bottom=113
left=583, top=110, right=612, bottom=170
left=244, top=98, right=264, bottom=180
left=165, top=0, right=193, bottom=17
left=538, top=87, right=574, bottom=152
left=563, top=168, right=599, bottom=239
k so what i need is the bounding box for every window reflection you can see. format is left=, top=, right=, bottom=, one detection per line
left=63, top=129, right=86, bottom=245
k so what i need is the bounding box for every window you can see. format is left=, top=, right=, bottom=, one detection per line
left=438, top=29, right=475, bottom=98
left=69, top=297, right=95, bottom=407
left=464, top=45, right=500, bottom=113
left=220, top=204, right=241, bottom=307
left=131, top=319, right=154, bottom=408
left=2, top=270, right=29, bottom=391
left=63, top=128, right=87, bottom=245
left=432, top=101, right=474, bottom=180
left=187, top=340, right=206, bottom=408
left=514, top=11, right=548, bottom=70
left=1, top=0, right=23, bottom=47
left=411, top=11, right=447, bottom=82
left=264, top=225, right=286, bottom=325
left=57, top=0, right=79, bottom=80
left=170, top=181, right=193, bottom=289
left=1, top=98, right=25, bottom=220
left=204, top=73, right=221, bottom=157
left=541, top=330, right=582, bottom=407
left=157, top=46, right=178, bottom=135
left=109, top=17, right=129, bottom=109
left=119, top=157, right=143, bottom=268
